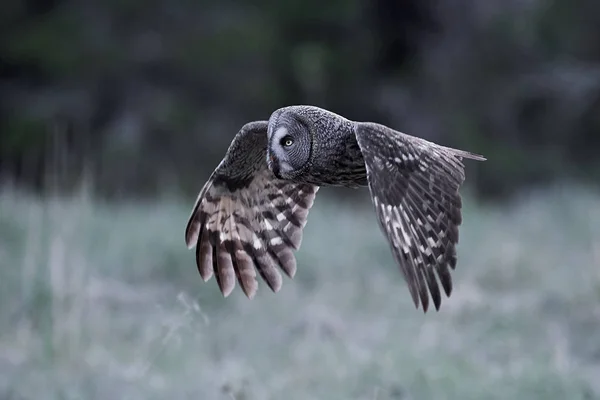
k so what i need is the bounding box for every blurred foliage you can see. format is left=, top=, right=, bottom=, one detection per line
left=1, top=185, right=600, bottom=398
left=0, top=0, right=599, bottom=199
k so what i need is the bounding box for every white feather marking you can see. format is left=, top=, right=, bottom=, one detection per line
left=270, top=237, right=283, bottom=246
left=401, top=207, right=410, bottom=222
left=385, top=204, right=392, bottom=224
left=253, top=236, right=262, bottom=249
left=394, top=207, right=412, bottom=247
left=264, top=219, right=273, bottom=230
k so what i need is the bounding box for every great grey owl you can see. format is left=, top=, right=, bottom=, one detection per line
left=185, top=105, right=485, bottom=312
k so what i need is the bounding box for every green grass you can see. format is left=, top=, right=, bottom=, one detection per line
left=1, top=184, right=600, bottom=400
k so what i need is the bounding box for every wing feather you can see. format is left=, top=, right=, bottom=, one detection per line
left=185, top=121, right=319, bottom=298
left=354, top=122, right=485, bottom=312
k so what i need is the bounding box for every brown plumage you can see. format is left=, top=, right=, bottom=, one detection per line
left=185, top=121, right=318, bottom=299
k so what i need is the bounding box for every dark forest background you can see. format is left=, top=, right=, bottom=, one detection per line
left=2, top=0, right=599, bottom=200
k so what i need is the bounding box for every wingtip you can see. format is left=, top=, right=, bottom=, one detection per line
left=184, top=219, right=200, bottom=249
left=285, top=267, right=297, bottom=279
left=414, top=294, right=447, bottom=314
left=270, top=282, right=282, bottom=294
left=418, top=302, right=442, bottom=314
left=185, top=182, right=213, bottom=249
left=243, top=287, right=258, bottom=300
left=221, top=284, right=235, bottom=298
left=414, top=300, right=428, bottom=314
left=200, top=272, right=213, bottom=282
left=454, top=149, right=487, bottom=162
left=239, top=275, right=259, bottom=299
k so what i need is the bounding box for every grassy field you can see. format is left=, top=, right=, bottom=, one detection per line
left=1, top=184, right=599, bottom=400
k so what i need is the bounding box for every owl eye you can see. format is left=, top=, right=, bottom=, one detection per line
left=281, top=136, right=294, bottom=147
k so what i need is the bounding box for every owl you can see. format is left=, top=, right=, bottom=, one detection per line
left=184, top=105, right=486, bottom=312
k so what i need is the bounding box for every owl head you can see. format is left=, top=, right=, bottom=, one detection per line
left=266, top=106, right=313, bottom=180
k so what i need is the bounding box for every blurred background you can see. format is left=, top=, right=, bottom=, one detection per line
left=1, top=0, right=600, bottom=399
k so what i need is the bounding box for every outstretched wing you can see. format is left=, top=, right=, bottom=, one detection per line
left=185, top=121, right=319, bottom=299
left=354, top=122, right=485, bottom=312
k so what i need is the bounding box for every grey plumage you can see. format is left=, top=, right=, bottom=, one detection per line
left=185, top=105, right=486, bottom=312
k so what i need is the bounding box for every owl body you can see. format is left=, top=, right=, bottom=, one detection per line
left=185, top=105, right=486, bottom=312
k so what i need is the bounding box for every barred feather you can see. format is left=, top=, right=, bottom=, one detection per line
left=185, top=106, right=484, bottom=311
left=355, top=122, right=485, bottom=312
left=185, top=121, right=319, bottom=299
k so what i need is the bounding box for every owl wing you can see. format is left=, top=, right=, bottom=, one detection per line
left=185, top=121, right=319, bottom=299
left=354, top=122, right=485, bottom=312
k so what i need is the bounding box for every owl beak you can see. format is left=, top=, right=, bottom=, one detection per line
left=268, top=152, right=281, bottom=178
